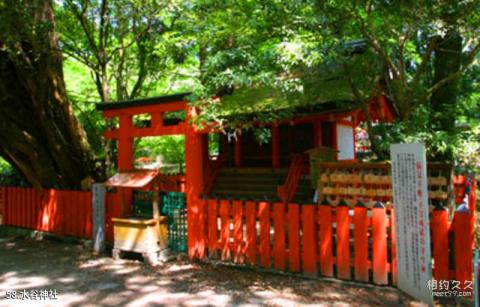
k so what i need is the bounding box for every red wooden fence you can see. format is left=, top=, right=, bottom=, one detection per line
left=0, top=187, right=121, bottom=241
left=201, top=197, right=475, bottom=287
left=0, top=174, right=476, bottom=293
left=204, top=198, right=398, bottom=285
left=193, top=175, right=476, bottom=290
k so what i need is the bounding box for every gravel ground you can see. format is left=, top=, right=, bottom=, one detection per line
left=0, top=236, right=427, bottom=307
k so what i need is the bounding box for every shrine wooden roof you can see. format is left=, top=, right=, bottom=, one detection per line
left=96, top=92, right=191, bottom=111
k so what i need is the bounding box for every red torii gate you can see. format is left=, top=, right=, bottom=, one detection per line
left=97, top=93, right=208, bottom=259
left=97, top=92, right=395, bottom=260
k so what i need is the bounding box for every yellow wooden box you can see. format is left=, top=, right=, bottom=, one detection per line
left=112, top=216, right=167, bottom=254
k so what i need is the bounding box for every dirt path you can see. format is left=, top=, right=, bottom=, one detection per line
left=0, top=237, right=422, bottom=306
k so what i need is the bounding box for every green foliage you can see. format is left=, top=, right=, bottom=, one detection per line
left=0, top=158, right=29, bottom=186
left=53, top=1, right=480, bottom=170
left=372, top=102, right=480, bottom=168
left=64, top=60, right=106, bottom=156
left=134, top=136, right=185, bottom=172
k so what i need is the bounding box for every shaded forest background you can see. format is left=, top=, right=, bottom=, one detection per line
left=0, top=0, right=479, bottom=188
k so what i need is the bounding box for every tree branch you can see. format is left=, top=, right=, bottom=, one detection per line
left=356, top=3, right=400, bottom=78
left=64, top=0, right=100, bottom=63
left=423, top=40, right=480, bottom=100
left=404, top=35, right=438, bottom=106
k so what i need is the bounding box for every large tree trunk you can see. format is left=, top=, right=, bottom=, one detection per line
left=430, top=30, right=462, bottom=161
left=0, top=0, right=99, bottom=189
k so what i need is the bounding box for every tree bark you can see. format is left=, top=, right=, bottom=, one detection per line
left=431, top=30, right=462, bottom=131
left=430, top=30, right=462, bottom=161
left=0, top=0, right=99, bottom=189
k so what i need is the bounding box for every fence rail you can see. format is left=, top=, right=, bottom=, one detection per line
left=201, top=196, right=474, bottom=289
left=190, top=174, right=476, bottom=292
left=0, top=187, right=121, bottom=241
left=0, top=173, right=476, bottom=294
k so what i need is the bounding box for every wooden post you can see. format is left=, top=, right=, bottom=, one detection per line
left=185, top=117, right=206, bottom=260
left=353, top=202, right=369, bottom=282
left=336, top=202, right=350, bottom=279
left=431, top=207, right=449, bottom=281
left=245, top=200, right=257, bottom=265
left=302, top=204, right=318, bottom=276
left=288, top=203, right=300, bottom=272
left=259, top=201, right=271, bottom=268
left=372, top=202, right=388, bottom=285
left=272, top=125, right=280, bottom=168
left=319, top=203, right=333, bottom=276
left=454, top=209, right=473, bottom=293
left=92, top=183, right=106, bottom=254
left=152, top=189, right=160, bottom=219
left=220, top=199, right=231, bottom=261
left=273, top=202, right=286, bottom=270
left=207, top=199, right=219, bottom=257
left=233, top=200, right=243, bottom=263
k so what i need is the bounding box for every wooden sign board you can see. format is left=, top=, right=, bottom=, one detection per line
left=390, top=143, right=433, bottom=305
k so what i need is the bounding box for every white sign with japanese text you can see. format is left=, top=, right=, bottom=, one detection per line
left=92, top=183, right=106, bottom=253
left=390, top=143, right=433, bottom=305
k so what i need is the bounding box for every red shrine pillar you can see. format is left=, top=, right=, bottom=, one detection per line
left=272, top=125, right=280, bottom=168
left=185, top=109, right=206, bottom=260
left=117, top=115, right=134, bottom=216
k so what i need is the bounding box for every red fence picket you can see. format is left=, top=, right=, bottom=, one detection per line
left=431, top=208, right=450, bottom=281
left=390, top=207, right=397, bottom=285
left=454, top=210, right=473, bottom=294
left=233, top=200, right=243, bottom=263
left=318, top=204, right=333, bottom=277
left=2, top=178, right=476, bottom=292
left=0, top=187, right=4, bottom=224
left=287, top=203, right=300, bottom=273
left=302, top=205, right=317, bottom=276
left=2, top=187, right=94, bottom=238
left=273, top=202, right=286, bottom=271
left=336, top=203, right=350, bottom=279
left=1, top=186, right=122, bottom=241
left=219, top=199, right=231, bottom=261
left=245, top=201, right=256, bottom=265
left=353, top=203, right=369, bottom=282
left=372, top=203, right=388, bottom=285
left=207, top=199, right=218, bottom=256
left=259, top=201, right=271, bottom=268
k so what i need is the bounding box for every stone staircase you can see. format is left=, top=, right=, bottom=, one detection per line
left=209, top=168, right=314, bottom=203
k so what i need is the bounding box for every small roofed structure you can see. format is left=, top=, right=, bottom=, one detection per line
left=106, top=170, right=168, bottom=266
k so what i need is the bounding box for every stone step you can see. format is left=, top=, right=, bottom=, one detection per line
left=219, top=168, right=288, bottom=175
left=215, top=175, right=284, bottom=185
left=213, top=182, right=278, bottom=192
